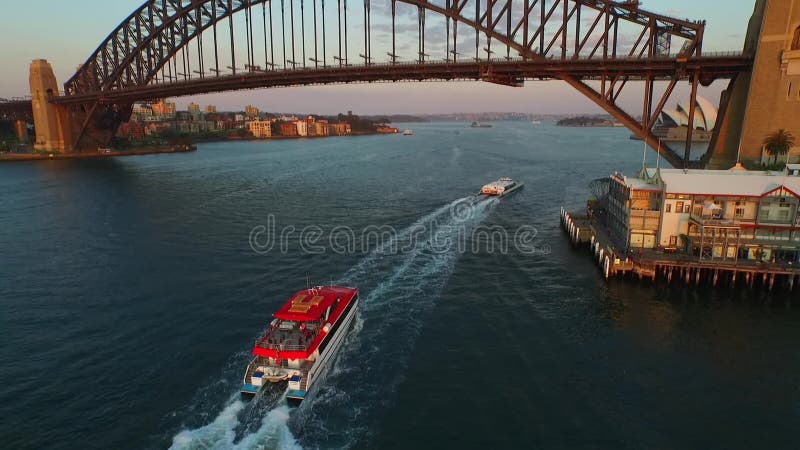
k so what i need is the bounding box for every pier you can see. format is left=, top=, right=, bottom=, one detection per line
left=560, top=207, right=800, bottom=291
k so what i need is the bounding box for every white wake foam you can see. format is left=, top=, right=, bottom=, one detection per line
left=168, top=196, right=495, bottom=449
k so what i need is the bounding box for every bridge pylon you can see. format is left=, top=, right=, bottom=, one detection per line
left=708, top=0, right=800, bottom=168
left=29, top=59, right=74, bottom=153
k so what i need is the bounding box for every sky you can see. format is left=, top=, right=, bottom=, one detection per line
left=0, top=0, right=755, bottom=115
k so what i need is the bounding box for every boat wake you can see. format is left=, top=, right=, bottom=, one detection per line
left=168, top=195, right=497, bottom=449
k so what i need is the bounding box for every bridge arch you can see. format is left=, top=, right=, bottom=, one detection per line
left=66, top=0, right=705, bottom=94
left=54, top=0, right=738, bottom=167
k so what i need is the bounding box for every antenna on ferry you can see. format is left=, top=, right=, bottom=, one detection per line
left=306, top=274, right=311, bottom=291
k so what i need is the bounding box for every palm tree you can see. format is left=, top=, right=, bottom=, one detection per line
left=763, top=129, right=796, bottom=166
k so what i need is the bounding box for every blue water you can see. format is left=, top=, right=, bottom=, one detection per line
left=1, top=122, right=799, bottom=449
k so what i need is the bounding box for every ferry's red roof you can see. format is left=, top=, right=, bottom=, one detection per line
left=273, top=286, right=358, bottom=322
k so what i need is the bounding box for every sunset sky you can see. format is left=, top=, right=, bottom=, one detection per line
left=0, top=0, right=755, bottom=115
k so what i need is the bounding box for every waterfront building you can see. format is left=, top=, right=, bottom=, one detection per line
left=248, top=120, right=273, bottom=138
left=329, top=122, right=352, bottom=135
left=314, top=120, right=329, bottom=136
left=279, top=122, right=299, bottom=137
left=606, top=166, right=800, bottom=262
left=205, top=105, right=217, bottom=114
left=187, top=102, right=201, bottom=113
left=296, top=120, right=308, bottom=137
left=607, top=171, right=662, bottom=250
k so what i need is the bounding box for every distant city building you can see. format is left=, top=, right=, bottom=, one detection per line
left=188, top=102, right=201, bottom=113
left=304, top=116, right=316, bottom=136
left=205, top=105, right=217, bottom=114
left=151, top=99, right=176, bottom=116
left=245, top=105, right=260, bottom=117
left=296, top=120, right=308, bottom=137
left=248, top=120, right=273, bottom=138
left=132, top=103, right=153, bottom=116
left=314, top=119, right=329, bottom=136
left=117, top=122, right=145, bottom=140
left=279, top=122, right=299, bottom=136
left=329, top=122, right=352, bottom=135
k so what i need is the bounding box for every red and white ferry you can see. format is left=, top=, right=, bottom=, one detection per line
left=241, top=285, right=359, bottom=405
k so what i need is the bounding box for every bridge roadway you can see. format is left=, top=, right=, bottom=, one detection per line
left=0, top=99, right=33, bottom=121
left=50, top=53, right=751, bottom=105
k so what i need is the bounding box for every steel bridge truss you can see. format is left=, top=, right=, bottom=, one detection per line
left=45, top=1, right=749, bottom=166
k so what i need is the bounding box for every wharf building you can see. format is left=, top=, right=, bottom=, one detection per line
left=607, top=165, right=800, bottom=263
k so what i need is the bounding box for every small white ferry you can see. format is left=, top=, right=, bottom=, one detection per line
left=403, top=129, right=414, bottom=135
left=480, top=177, right=524, bottom=197
left=242, top=285, right=359, bottom=405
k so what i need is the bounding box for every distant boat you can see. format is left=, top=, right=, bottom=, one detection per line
left=471, top=121, right=492, bottom=128
left=479, top=177, right=524, bottom=197
left=531, top=120, right=542, bottom=125
left=402, top=129, right=414, bottom=135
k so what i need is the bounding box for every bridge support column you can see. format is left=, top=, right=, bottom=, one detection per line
left=29, top=59, right=73, bottom=153
left=14, top=120, right=28, bottom=143
left=709, top=0, right=800, bottom=168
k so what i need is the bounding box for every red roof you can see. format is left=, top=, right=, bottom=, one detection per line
left=273, top=286, right=358, bottom=322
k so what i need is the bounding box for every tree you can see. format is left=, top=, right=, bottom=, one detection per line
left=763, top=129, right=796, bottom=165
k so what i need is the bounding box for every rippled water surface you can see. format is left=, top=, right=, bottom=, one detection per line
left=1, top=122, right=799, bottom=449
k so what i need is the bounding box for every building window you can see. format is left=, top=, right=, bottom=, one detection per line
left=793, top=26, right=800, bottom=50
left=676, top=201, right=684, bottom=212
left=735, top=207, right=745, bottom=218
left=684, top=204, right=691, bottom=213
left=669, top=235, right=677, bottom=246
left=666, top=204, right=672, bottom=213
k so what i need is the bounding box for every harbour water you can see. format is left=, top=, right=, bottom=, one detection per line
left=1, top=122, right=799, bottom=449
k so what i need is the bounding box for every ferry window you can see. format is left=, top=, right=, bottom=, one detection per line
left=676, top=201, right=684, bottom=212
left=684, top=205, right=691, bottom=213
left=665, top=204, right=672, bottom=213
left=735, top=207, right=745, bottom=218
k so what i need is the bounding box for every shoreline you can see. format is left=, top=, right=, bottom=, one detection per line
left=0, top=130, right=395, bottom=163
left=0, top=146, right=196, bottom=163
